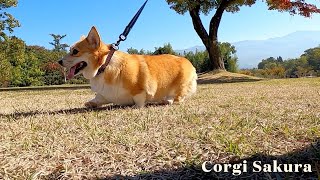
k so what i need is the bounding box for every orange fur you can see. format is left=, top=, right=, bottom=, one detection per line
left=59, top=26, right=197, bottom=108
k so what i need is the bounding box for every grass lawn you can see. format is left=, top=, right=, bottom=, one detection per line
left=0, top=73, right=319, bottom=179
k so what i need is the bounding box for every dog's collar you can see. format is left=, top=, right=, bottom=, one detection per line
left=96, top=48, right=116, bottom=76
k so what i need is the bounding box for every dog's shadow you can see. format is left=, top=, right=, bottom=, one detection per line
left=0, top=105, right=130, bottom=120
left=0, top=103, right=169, bottom=120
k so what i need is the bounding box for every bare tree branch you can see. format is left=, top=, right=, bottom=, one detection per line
left=189, top=3, right=210, bottom=47
left=209, top=0, right=236, bottom=41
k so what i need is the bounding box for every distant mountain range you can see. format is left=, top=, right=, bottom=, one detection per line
left=175, top=31, right=320, bottom=69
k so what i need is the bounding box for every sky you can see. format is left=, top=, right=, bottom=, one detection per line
left=6, top=0, right=320, bottom=52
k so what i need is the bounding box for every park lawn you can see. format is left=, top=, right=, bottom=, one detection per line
left=0, top=74, right=319, bottom=179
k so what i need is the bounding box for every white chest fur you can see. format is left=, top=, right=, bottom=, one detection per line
left=89, top=75, right=134, bottom=105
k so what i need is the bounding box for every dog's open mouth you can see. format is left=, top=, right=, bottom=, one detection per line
left=67, top=61, right=87, bottom=80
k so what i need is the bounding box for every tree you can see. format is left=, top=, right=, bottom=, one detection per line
left=258, top=57, right=277, bottom=69
left=48, top=34, right=69, bottom=82
left=1, top=36, right=44, bottom=87
left=302, top=46, right=320, bottom=71
left=5, top=36, right=25, bottom=86
left=166, top=0, right=320, bottom=71
left=0, top=0, right=20, bottom=39
left=42, top=62, right=65, bottom=85
left=49, top=34, right=69, bottom=52
left=227, top=58, right=238, bottom=73
left=184, top=50, right=210, bottom=72
left=153, top=43, right=176, bottom=55
left=277, top=56, right=283, bottom=63
left=127, top=47, right=139, bottom=54
left=127, top=47, right=152, bottom=55
left=0, top=51, right=12, bottom=87
left=219, top=42, right=238, bottom=72
left=183, top=42, right=238, bottom=73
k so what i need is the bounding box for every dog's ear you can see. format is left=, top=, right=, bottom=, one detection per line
left=87, top=26, right=101, bottom=49
left=80, top=35, right=86, bottom=41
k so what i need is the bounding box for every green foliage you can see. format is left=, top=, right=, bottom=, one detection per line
left=127, top=47, right=152, bottom=55
left=302, top=47, right=320, bottom=71
left=166, top=0, right=320, bottom=70
left=0, top=36, right=44, bottom=87
left=26, top=45, right=69, bottom=85
left=184, top=42, right=239, bottom=73
left=249, top=47, right=320, bottom=79
left=49, top=34, right=69, bottom=52
left=282, top=57, right=312, bottom=78
left=153, top=43, right=176, bottom=55
left=184, top=50, right=210, bottom=73
left=166, top=0, right=255, bottom=15
left=20, top=49, right=44, bottom=86
left=258, top=56, right=284, bottom=70
left=0, top=51, right=12, bottom=87
left=0, top=0, right=20, bottom=38
left=0, top=34, right=80, bottom=87
left=42, top=62, right=64, bottom=85
left=67, top=76, right=88, bottom=84
left=127, top=43, right=177, bottom=55
left=166, top=0, right=214, bottom=15
left=128, top=42, right=239, bottom=73
left=165, top=0, right=255, bottom=70
left=220, top=42, right=238, bottom=72
left=227, top=58, right=239, bottom=73
left=127, top=47, right=139, bottom=54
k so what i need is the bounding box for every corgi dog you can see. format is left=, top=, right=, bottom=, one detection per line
left=58, top=26, right=197, bottom=108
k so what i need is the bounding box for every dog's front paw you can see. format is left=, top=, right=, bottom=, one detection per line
left=85, top=101, right=98, bottom=108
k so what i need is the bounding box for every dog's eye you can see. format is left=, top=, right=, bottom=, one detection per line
left=72, top=49, right=79, bottom=56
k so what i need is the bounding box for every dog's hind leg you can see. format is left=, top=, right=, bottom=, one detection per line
left=132, top=91, right=146, bottom=108
left=85, top=93, right=109, bottom=108
left=174, top=70, right=197, bottom=104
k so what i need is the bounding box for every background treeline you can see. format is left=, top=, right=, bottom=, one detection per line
left=0, top=38, right=239, bottom=87
left=128, top=42, right=239, bottom=73
left=240, top=46, right=320, bottom=78
left=1, top=31, right=318, bottom=88
left=1, top=0, right=239, bottom=88
left=0, top=35, right=88, bottom=87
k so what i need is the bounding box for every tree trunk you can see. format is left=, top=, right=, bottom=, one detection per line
left=189, top=1, right=234, bottom=71
left=206, top=40, right=225, bottom=70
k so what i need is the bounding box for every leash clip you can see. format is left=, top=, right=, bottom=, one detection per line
left=119, top=34, right=127, bottom=41
left=112, top=43, right=119, bottom=51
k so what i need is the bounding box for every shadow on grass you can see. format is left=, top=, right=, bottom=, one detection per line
left=102, top=139, right=319, bottom=180
left=197, top=76, right=264, bottom=84
left=0, top=105, right=131, bottom=119
left=0, top=103, right=171, bottom=120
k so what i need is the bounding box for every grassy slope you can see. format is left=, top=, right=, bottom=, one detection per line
left=197, top=70, right=263, bottom=84
left=0, top=73, right=319, bottom=179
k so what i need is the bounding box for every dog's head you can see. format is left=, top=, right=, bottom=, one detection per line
left=58, top=26, right=110, bottom=80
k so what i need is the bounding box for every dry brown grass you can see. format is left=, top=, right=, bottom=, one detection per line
left=0, top=74, right=319, bottom=179
left=197, top=70, right=263, bottom=84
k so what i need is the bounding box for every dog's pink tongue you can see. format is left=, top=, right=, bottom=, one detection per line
left=67, top=66, right=76, bottom=80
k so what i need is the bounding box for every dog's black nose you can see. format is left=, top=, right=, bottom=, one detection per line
left=58, top=60, right=63, bottom=66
